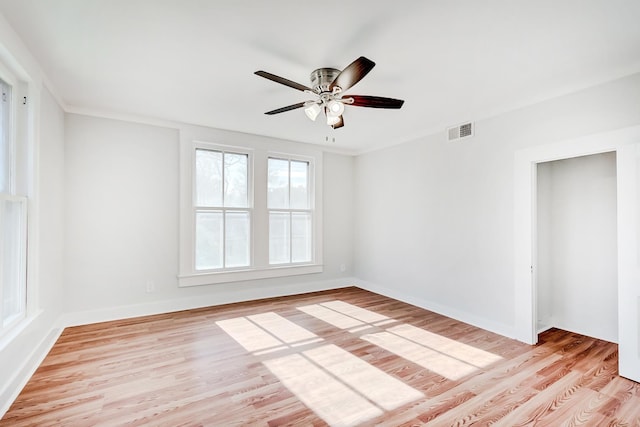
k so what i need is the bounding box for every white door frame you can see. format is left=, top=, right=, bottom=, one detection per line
left=514, top=126, right=640, bottom=381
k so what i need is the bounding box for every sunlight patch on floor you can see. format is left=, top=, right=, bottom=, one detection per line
left=263, top=352, right=383, bottom=427
left=216, top=312, right=322, bottom=353
left=218, top=309, right=424, bottom=426
left=303, top=344, right=423, bottom=411
left=297, top=304, right=364, bottom=329
left=216, top=317, right=284, bottom=352
left=387, top=324, right=502, bottom=368
left=299, top=300, right=503, bottom=381
left=218, top=301, right=502, bottom=424
left=297, top=301, right=394, bottom=332
left=361, top=331, right=478, bottom=381
left=320, top=300, right=390, bottom=323
left=248, top=312, right=318, bottom=343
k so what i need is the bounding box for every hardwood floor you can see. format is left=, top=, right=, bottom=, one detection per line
left=2, top=287, right=639, bottom=426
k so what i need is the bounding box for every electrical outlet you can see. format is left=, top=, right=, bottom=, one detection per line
left=146, top=280, right=155, bottom=293
left=340, top=264, right=346, bottom=272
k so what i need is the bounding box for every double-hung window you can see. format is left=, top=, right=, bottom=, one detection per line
left=179, top=133, right=323, bottom=287
left=0, top=74, right=28, bottom=336
left=194, top=147, right=251, bottom=271
left=268, top=157, right=313, bottom=265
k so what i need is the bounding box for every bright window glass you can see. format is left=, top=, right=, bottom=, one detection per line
left=269, top=211, right=290, bottom=264
left=268, top=158, right=312, bottom=265
left=194, top=149, right=250, bottom=270
left=2, top=198, right=26, bottom=327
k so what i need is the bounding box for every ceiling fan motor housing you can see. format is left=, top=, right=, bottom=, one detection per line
left=310, top=68, right=341, bottom=93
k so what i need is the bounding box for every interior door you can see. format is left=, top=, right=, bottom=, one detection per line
left=617, top=142, right=640, bottom=383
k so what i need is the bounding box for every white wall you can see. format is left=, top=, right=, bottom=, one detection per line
left=63, top=114, right=180, bottom=314
left=322, top=152, right=354, bottom=276
left=537, top=153, right=618, bottom=342
left=37, top=86, right=67, bottom=317
left=536, top=162, right=553, bottom=330
left=61, top=114, right=355, bottom=324
left=0, top=11, right=69, bottom=414
left=0, top=86, right=66, bottom=413
left=355, top=72, right=640, bottom=338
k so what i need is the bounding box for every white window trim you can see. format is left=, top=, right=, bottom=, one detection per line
left=178, top=134, right=323, bottom=287
left=0, top=56, right=35, bottom=340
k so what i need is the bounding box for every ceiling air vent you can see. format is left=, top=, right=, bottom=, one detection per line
left=447, top=122, right=474, bottom=142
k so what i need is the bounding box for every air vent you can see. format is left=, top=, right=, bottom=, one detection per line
left=447, top=122, right=474, bottom=141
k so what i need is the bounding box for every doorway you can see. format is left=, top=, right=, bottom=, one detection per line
left=513, top=125, right=640, bottom=383
left=535, top=152, right=618, bottom=342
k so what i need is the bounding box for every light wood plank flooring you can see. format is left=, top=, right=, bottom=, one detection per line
left=2, top=287, right=639, bottom=426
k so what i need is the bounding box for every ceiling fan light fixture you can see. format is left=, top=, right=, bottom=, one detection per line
left=326, top=114, right=341, bottom=126
left=304, top=103, right=321, bottom=121
left=326, top=99, right=345, bottom=117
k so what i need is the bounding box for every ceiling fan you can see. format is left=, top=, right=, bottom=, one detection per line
left=255, top=56, right=404, bottom=129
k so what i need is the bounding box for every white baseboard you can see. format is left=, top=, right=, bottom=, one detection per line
left=355, top=278, right=518, bottom=341
left=0, top=324, right=63, bottom=418
left=58, top=277, right=357, bottom=328
left=537, top=324, right=553, bottom=334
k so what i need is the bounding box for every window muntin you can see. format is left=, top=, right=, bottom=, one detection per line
left=194, top=149, right=250, bottom=271
left=268, top=158, right=312, bottom=265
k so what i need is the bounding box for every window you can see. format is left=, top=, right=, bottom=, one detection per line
left=1, top=78, right=10, bottom=193
left=179, top=135, right=323, bottom=287
left=0, top=75, right=27, bottom=335
left=268, top=158, right=312, bottom=265
left=194, top=148, right=250, bottom=270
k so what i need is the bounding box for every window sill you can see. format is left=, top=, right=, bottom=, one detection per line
left=0, top=310, right=41, bottom=352
left=178, top=264, right=323, bottom=287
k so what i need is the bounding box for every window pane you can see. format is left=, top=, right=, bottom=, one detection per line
left=291, top=212, right=312, bottom=263
left=224, top=153, right=248, bottom=208
left=2, top=199, right=25, bottom=326
left=195, top=211, right=223, bottom=270
left=268, top=158, right=289, bottom=209
left=195, top=149, right=222, bottom=207
left=0, top=80, right=10, bottom=194
left=269, top=212, right=290, bottom=264
left=290, top=160, right=309, bottom=209
left=225, top=211, right=250, bottom=268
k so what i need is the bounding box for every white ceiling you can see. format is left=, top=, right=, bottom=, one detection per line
left=1, top=0, right=640, bottom=154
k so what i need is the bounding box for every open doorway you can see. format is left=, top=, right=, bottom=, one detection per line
left=535, top=152, right=618, bottom=342
left=514, top=126, right=640, bottom=382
